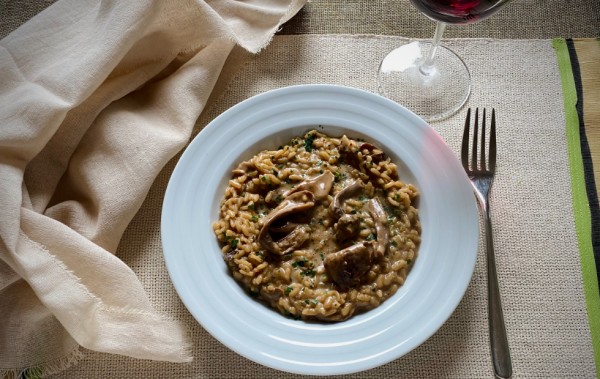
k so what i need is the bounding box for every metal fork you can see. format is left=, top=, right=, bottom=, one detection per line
left=461, top=108, right=512, bottom=379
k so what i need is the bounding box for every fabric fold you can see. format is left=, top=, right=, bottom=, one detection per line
left=0, top=0, right=307, bottom=376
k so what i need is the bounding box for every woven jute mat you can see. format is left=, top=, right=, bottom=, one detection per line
left=43, top=35, right=597, bottom=378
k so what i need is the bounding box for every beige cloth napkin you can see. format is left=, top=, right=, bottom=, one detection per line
left=0, top=0, right=306, bottom=377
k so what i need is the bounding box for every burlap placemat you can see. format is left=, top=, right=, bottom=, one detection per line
left=46, top=36, right=596, bottom=378
left=2, top=0, right=600, bottom=40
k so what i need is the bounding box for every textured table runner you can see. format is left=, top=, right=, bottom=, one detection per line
left=40, top=36, right=598, bottom=379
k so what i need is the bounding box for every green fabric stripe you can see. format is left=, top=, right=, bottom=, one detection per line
left=553, top=38, right=600, bottom=378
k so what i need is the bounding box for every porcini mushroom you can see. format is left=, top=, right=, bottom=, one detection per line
left=365, top=198, right=389, bottom=258
left=285, top=170, right=335, bottom=200
left=258, top=191, right=315, bottom=255
left=324, top=241, right=375, bottom=289
left=329, top=179, right=365, bottom=219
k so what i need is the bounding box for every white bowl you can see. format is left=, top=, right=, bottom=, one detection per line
left=161, top=84, right=479, bottom=375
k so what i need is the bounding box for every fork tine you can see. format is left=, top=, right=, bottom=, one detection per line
left=489, top=108, right=497, bottom=172
left=481, top=109, right=487, bottom=171
left=471, top=108, right=479, bottom=171
left=461, top=108, right=471, bottom=170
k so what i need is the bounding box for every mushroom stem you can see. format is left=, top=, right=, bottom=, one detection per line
left=365, top=198, right=389, bottom=258
left=330, top=179, right=365, bottom=219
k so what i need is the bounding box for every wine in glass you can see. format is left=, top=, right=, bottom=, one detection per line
left=377, top=0, right=512, bottom=121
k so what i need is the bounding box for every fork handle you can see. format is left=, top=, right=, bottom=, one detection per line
left=485, top=209, right=513, bottom=379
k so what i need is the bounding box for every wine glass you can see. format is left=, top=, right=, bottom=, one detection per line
left=377, top=0, right=512, bottom=122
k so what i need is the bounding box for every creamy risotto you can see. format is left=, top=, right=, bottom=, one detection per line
left=212, top=130, right=421, bottom=321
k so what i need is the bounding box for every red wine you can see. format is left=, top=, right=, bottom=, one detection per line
left=410, top=0, right=508, bottom=24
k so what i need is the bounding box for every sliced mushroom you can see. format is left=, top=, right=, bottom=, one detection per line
left=334, top=213, right=361, bottom=242
left=340, top=144, right=360, bottom=168
left=265, top=171, right=334, bottom=205
left=330, top=179, right=365, bottom=219
left=324, top=241, right=375, bottom=289
left=269, top=220, right=301, bottom=234
left=286, top=170, right=335, bottom=200
left=365, top=198, right=389, bottom=258
left=340, top=142, right=397, bottom=181
left=270, top=225, right=310, bottom=254
left=258, top=191, right=315, bottom=255
left=360, top=143, right=387, bottom=164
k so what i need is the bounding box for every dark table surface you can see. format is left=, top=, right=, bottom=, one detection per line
left=2, top=0, right=599, bottom=40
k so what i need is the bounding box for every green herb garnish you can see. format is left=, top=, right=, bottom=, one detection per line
left=291, top=258, right=307, bottom=268
left=300, top=269, right=316, bottom=278
left=304, top=133, right=316, bottom=152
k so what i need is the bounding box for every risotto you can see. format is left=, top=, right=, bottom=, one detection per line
left=212, top=130, right=421, bottom=321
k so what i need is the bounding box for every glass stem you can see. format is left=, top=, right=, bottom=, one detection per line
left=419, top=21, right=447, bottom=76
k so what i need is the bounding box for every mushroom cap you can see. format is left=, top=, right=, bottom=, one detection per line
left=324, top=241, right=375, bottom=289
left=258, top=191, right=315, bottom=255
left=285, top=170, right=335, bottom=201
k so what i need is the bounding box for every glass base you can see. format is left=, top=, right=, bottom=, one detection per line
left=377, top=41, right=471, bottom=122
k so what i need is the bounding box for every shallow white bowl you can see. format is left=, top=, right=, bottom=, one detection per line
left=161, top=84, right=478, bottom=375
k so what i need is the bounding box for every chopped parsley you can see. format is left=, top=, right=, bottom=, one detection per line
left=333, top=171, right=342, bottom=182
left=284, top=286, right=293, bottom=295
left=366, top=233, right=376, bottom=241
left=291, top=258, right=308, bottom=268
left=291, top=258, right=316, bottom=277
left=223, top=234, right=240, bottom=249
left=300, top=269, right=316, bottom=278
left=304, top=133, right=316, bottom=152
